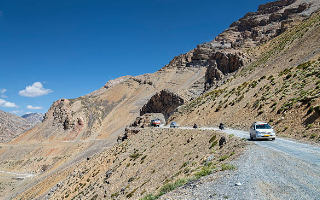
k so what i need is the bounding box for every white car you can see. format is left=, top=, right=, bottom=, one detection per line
left=250, top=122, right=276, bottom=140
left=170, top=122, right=179, bottom=128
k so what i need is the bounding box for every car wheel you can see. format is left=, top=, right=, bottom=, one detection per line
left=272, top=138, right=275, bottom=140
left=250, top=137, right=253, bottom=140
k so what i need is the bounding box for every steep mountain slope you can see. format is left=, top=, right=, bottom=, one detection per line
left=21, top=113, right=44, bottom=125
left=1, top=0, right=320, bottom=199
left=11, top=128, right=246, bottom=200
left=0, top=109, right=33, bottom=143
left=169, top=10, right=320, bottom=142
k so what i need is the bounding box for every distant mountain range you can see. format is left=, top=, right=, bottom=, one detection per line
left=21, top=113, right=44, bottom=125
left=0, top=111, right=44, bottom=143
left=0, top=110, right=33, bottom=143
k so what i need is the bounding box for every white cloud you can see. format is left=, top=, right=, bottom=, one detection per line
left=19, top=82, right=52, bottom=97
left=27, top=105, right=43, bottom=110
left=0, top=88, right=7, bottom=98
left=11, top=110, right=23, bottom=114
left=0, top=99, right=18, bottom=108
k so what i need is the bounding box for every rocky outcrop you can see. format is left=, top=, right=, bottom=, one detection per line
left=104, top=75, right=132, bottom=89
left=140, top=90, right=184, bottom=119
left=162, top=0, right=317, bottom=91
left=43, top=99, right=74, bottom=130
left=257, top=0, right=296, bottom=14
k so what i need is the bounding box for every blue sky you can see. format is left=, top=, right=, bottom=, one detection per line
left=0, top=0, right=270, bottom=116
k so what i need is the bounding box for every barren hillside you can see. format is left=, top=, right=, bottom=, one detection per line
left=169, top=10, right=320, bottom=142
left=9, top=128, right=246, bottom=200
left=0, top=109, right=33, bottom=143
left=1, top=0, right=320, bottom=199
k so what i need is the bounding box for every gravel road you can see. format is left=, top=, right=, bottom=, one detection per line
left=160, top=127, right=320, bottom=200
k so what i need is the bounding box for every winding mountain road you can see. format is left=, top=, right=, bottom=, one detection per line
left=176, top=126, right=320, bottom=166
left=161, top=126, right=320, bottom=200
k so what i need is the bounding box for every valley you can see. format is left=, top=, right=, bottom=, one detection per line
left=1, top=0, right=320, bottom=199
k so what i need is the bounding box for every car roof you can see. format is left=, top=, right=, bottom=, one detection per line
left=253, top=121, right=267, bottom=124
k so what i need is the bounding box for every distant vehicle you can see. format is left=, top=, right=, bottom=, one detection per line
left=170, top=122, right=179, bottom=128
left=151, top=119, right=161, bottom=127
left=193, top=123, right=198, bottom=129
left=250, top=122, right=276, bottom=140
left=219, top=123, right=224, bottom=130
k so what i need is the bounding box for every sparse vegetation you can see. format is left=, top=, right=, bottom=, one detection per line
left=219, top=155, right=229, bottom=161
left=159, top=178, right=188, bottom=196
left=194, top=166, right=214, bottom=179
left=307, top=124, right=313, bottom=129
left=221, top=164, right=236, bottom=171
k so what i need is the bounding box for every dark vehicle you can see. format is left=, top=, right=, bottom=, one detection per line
left=193, top=123, right=198, bottom=129
left=170, top=122, right=179, bottom=128
left=219, top=123, right=224, bottom=130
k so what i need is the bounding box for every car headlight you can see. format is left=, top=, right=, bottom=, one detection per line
left=256, top=131, right=261, bottom=135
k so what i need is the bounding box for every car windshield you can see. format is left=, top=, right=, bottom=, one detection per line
left=256, top=124, right=272, bottom=129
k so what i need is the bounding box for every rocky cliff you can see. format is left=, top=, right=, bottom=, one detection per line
left=164, top=0, right=320, bottom=91
left=140, top=89, right=184, bottom=119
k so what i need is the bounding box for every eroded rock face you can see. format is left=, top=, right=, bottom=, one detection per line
left=43, top=99, right=74, bottom=130
left=162, top=0, right=316, bottom=91
left=140, top=90, right=184, bottom=119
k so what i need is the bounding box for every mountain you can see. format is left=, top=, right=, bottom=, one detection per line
left=21, top=113, right=44, bottom=125
left=1, top=0, right=320, bottom=199
left=0, top=109, right=33, bottom=143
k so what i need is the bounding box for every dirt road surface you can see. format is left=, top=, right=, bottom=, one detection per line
left=161, top=127, right=320, bottom=200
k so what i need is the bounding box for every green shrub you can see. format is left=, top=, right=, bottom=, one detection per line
left=130, top=153, right=142, bottom=160
left=259, top=76, right=266, bottom=81
left=127, top=187, right=139, bottom=198
left=140, top=194, right=158, bottom=200
left=180, top=162, right=188, bottom=169
left=194, top=166, right=213, bottom=179
left=209, top=140, right=218, bottom=149
left=219, top=155, right=229, bottom=161
left=277, top=107, right=284, bottom=114
left=249, top=80, right=258, bottom=88
left=267, top=75, right=274, bottom=80
left=159, top=179, right=187, bottom=196
left=279, top=68, right=291, bottom=76
left=285, top=73, right=292, bottom=80
left=307, top=106, right=314, bottom=114
left=91, top=194, right=98, bottom=200
left=310, top=134, right=317, bottom=139
left=297, top=61, right=313, bottom=70
left=111, top=192, right=119, bottom=198
left=315, top=105, right=320, bottom=114
left=221, top=164, right=236, bottom=171
left=209, top=135, right=217, bottom=143
left=307, top=124, right=313, bottom=129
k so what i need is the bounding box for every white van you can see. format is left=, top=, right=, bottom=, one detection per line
left=250, top=122, right=276, bottom=140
